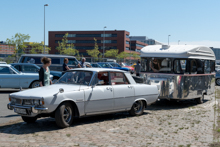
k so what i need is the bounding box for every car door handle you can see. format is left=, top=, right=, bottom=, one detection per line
left=106, top=87, right=112, bottom=91
left=128, top=85, right=132, bottom=88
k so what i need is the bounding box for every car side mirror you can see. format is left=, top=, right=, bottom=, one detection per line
left=59, top=88, right=64, bottom=93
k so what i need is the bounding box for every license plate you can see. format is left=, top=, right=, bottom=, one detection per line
left=14, top=108, right=27, bottom=114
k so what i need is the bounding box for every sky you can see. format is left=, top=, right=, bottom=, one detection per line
left=0, top=0, right=220, bottom=47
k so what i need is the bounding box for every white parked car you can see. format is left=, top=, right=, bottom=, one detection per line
left=0, top=64, right=53, bottom=89
left=7, top=68, right=159, bottom=128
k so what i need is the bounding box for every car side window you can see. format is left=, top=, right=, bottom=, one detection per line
left=67, top=58, right=78, bottom=66
left=22, top=65, right=39, bottom=72
left=13, top=65, right=20, bottom=71
left=110, top=72, right=130, bottom=85
left=0, top=67, right=13, bottom=74
left=92, top=72, right=110, bottom=86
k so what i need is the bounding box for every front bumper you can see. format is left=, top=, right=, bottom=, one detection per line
left=7, top=103, right=48, bottom=116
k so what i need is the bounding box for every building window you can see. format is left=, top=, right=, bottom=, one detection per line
left=55, top=34, right=65, bottom=37
left=126, top=47, right=129, bottom=50
left=126, top=34, right=129, bottom=38
left=126, top=41, right=130, bottom=44
left=101, top=34, right=117, bottom=37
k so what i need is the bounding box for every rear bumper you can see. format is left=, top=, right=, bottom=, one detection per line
left=7, top=103, right=48, bottom=116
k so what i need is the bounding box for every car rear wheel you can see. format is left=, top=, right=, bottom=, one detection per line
left=129, top=100, right=145, bottom=116
left=55, top=102, right=74, bottom=128
left=22, top=116, right=37, bottom=123
left=216, top=79, right=220, bottom=86
left=30, top=81, right=40, bottom=88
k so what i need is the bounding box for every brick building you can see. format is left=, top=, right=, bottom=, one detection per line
left=0, top=41, right=15, bottom=57
left=48, top=30, right=148, bottom=57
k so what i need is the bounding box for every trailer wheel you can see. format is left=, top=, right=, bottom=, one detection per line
left=195, top=94, right=204, bottom=104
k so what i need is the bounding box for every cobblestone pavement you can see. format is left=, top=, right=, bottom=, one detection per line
left=0, top=87, right=219, bottom=147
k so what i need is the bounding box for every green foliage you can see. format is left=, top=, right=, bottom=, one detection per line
left=129, top=52, right=140, bottom=59
left=56, top=33, right=79, bottom=56
left=117, top=51, right=129, bottom=59
left=6, top=33, right=30, bottom=55
left=105, top=49, right=119, bottom=58
left=86, top=38, right=100, bottom=59
left=30, top=42, right=51, bottom=54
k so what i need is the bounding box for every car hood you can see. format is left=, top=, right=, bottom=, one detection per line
left=10, top=84, right=88, bottom=99
left=20, top=72, right=53, bottom=78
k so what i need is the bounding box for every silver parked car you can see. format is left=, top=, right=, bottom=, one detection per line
left=7, top=68, right=159, bottom=128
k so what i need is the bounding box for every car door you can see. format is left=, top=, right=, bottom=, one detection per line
left=84, top=72, right=114, bottom=114
left=110, top=72, right=135, bottom=110
left=0, top=66, right=20, bottom=88
left=22, top=65, right=39, bottom=73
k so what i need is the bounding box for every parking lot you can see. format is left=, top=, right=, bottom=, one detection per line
left=0, top=87, right=219, bottom=147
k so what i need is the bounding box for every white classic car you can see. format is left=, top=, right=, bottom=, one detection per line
left=7, top=68, right=159, bottom=128
left=0, top=64, right=53, bottom=89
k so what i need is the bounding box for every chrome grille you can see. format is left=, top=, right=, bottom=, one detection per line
left=15, top=99, right=22, bottom=105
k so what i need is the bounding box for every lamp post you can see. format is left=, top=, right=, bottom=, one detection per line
left=178, top=40, right=180, bottom=45
left=103, top=26, right=107, bottom=58
left=44, top=4, right=49, bottom=54
left=168, top=35, right=171, bottom=45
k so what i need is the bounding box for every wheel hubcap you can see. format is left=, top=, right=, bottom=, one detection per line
left=33, top=82, right=40, bottom=88
left=63, top=107, right=72, bottom=123
left=217, top=79, right=220, bottom=85
left=133, top=101, right=143, bottom=113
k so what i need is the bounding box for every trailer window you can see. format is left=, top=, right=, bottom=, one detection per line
left=141, top=58, right=147, bottom=72
left=174, top=60, right=187, bottom=74
left=211, top=60, right=215, bottom=73
left=190, top=60, right=197, bottom=74
left=204, top=60, right=211, bottom=73
left=196, top=59, right=204, bottom=74
left=149, top=58, right=172, bottom=73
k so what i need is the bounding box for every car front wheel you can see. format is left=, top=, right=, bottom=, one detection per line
left=22, top=116, right=37, bottom=123
left=129, top=100, right=145, bottom=116
left=30, top=81, right=40, bottom=88
left=216, top=79, right=220, bottom=86
left=55, top=102, right=74, bottom=128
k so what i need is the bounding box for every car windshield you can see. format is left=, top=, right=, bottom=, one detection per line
left=109, top=63, right=121, bottom=68
left=56, top=71, right=93, bottom=85
left=98, top=63, right=112, bottom=68
left=122, top=63, right=128, bottom=66
left=10, top=66, right=20, bottom=73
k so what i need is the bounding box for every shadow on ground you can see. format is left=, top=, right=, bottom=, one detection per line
left=0, top=111, right=149, bottom=135
left=147, top=98, right=209, bottom=111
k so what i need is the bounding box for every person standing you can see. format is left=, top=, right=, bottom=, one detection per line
left=78, top=57, right=90, bottom=68
left=39, top=57, right=52, bottom=87
left=135, top=59, right=141, bottom=76
left=63, top=58, right=72, bottom=71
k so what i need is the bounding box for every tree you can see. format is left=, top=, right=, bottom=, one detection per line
left=104, top=49, right=119, bottom=58
left=86, top=38, right=100, bottom=59
left=56, top=33, right=79, bottom=56
left=128, top=52, right=140, bottom=59
left=116, top=51, right=129, bottom=59
left=30, top=42, right=51, bottom=54
left=6, top=33, right=30, bottom=57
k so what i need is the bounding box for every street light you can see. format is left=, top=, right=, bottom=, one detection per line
left=103, top=26, right=107, bottom=58
left=44, top=4, right=49, bottom=54
left=168, top=35, right=171, bottom=45
left=178, top=40, right=180, bottom=45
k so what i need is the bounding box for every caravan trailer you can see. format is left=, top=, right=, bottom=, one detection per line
left=140, top=45, right=215, bottom=104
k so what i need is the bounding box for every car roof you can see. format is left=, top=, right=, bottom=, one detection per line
left=0, top=64, right=11, bottom=67
left=20, top=54, right=77, bottom=58
left=10, top=63, right=37, bottom=66
left=69, top=68, right=126, bottom=73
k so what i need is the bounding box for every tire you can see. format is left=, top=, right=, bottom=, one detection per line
left=195, top=94, right=204, bottom=104
left=30, top=81, right=40, bottom=88
left=22, top=116, right=37, bottom=123
left=55, top=102, right=74, bottom=128
left=216, top=79, right=220, bottom=86
left=129, top=100, right=145, bottom=116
